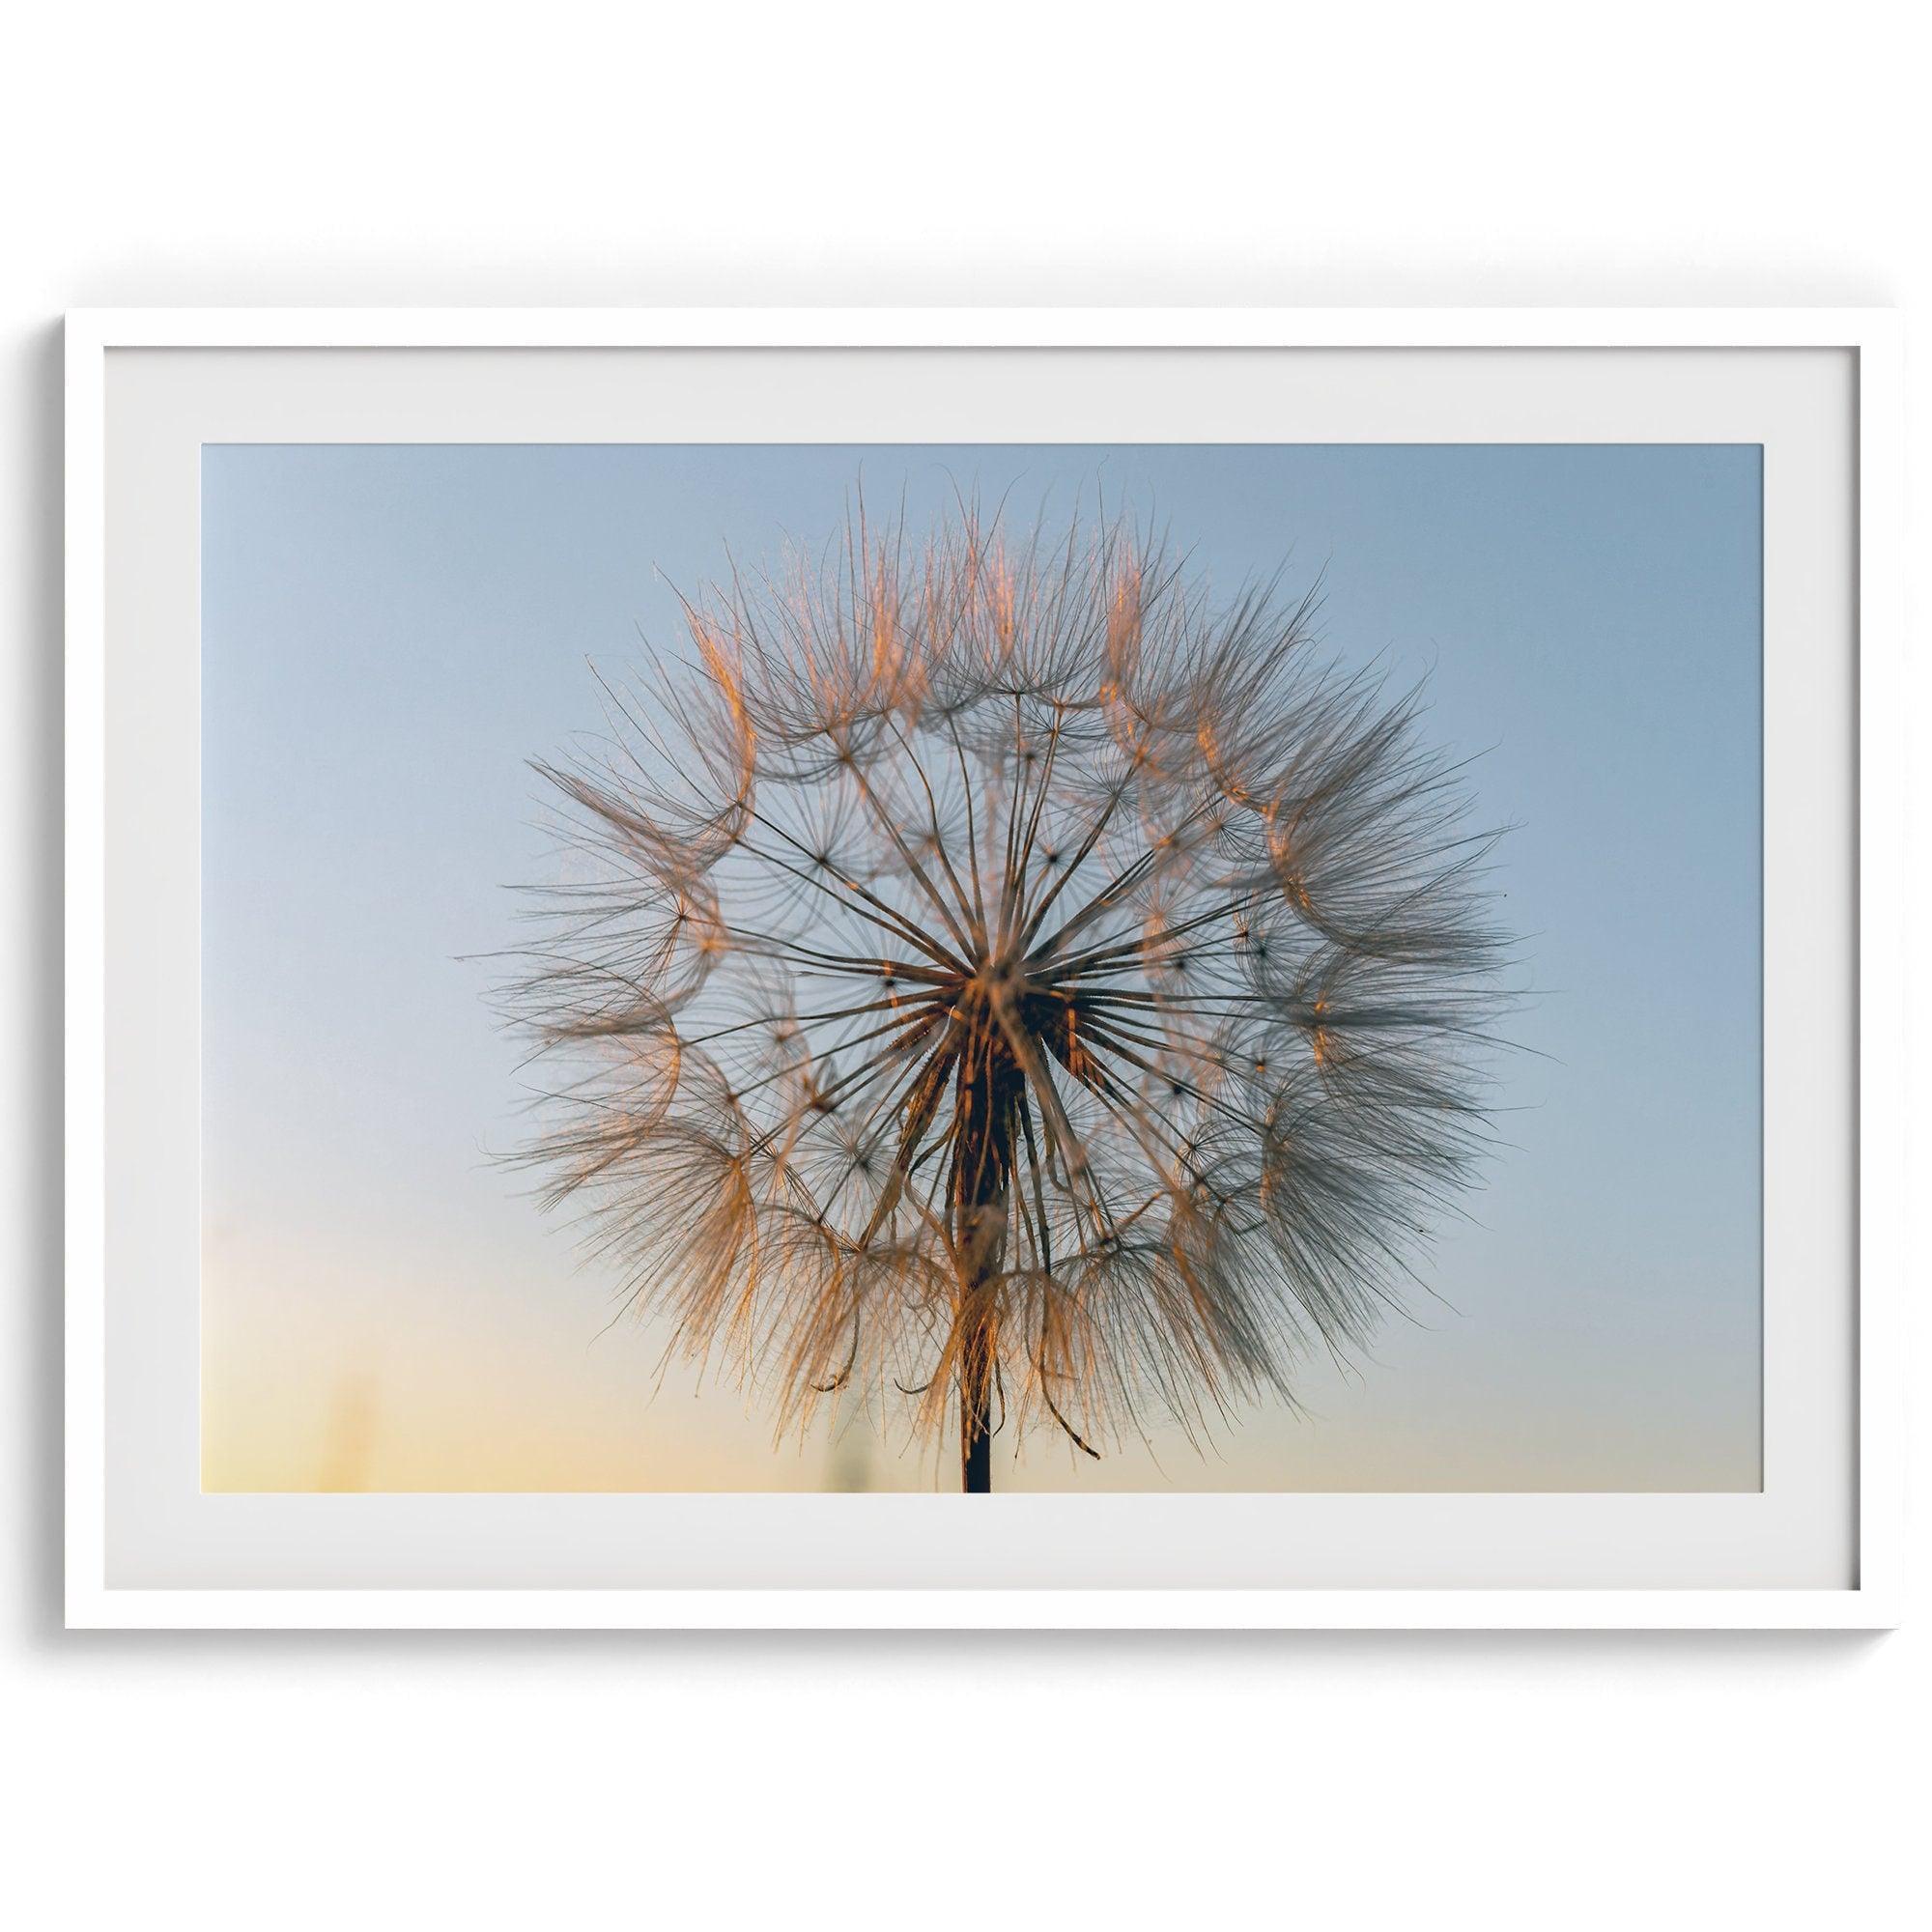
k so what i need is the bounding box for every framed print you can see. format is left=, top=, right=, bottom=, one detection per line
left=64, top=308, right=1904, bottom=1629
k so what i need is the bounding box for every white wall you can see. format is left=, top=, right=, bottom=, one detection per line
left=4, top=5, right=1922, bottom=1925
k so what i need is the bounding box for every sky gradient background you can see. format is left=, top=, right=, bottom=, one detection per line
left=200, top=442, right=1761, bottom=1492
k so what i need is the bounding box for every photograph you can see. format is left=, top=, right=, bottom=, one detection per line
left=199, top=440, right=1762, bottom=1496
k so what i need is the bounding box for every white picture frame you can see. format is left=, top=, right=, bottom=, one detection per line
left=65, top=307, right=1905, bottom=1630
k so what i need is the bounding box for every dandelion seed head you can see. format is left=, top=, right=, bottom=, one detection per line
left=505, top=499, right=1514, bottom=1467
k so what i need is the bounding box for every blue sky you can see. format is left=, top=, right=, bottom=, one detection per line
left=200, top=442, right=1761, bottom=1492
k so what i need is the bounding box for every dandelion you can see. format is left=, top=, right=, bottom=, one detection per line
left=506, top=499, right=1512, bottom=1491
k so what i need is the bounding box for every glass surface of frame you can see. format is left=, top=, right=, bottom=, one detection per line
left=64, top=310, right=1903, bottom=1628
